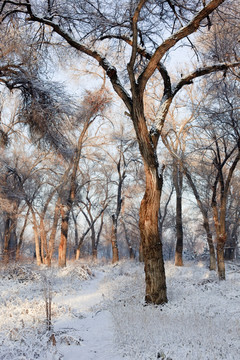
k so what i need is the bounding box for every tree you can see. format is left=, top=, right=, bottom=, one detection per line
left=225, top=174, right=240, bottom=260
left=162, top=99, right=217, bottom=270
left=1, top=0, right=239, bottom=303
left=58, top=88, right=111, bottom=267
left=192, top=74, right=240, bottom=279
left=76, top=172, right=111, bottom=260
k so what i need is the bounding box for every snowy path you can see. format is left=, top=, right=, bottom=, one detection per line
left=53, top=270, right=123, bottom=360
left=1, top=260, right=240, bottom=360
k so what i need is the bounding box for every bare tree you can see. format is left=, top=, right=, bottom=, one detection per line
left=162, top=100, right=217, bottom=270
left=58, top=88, right=111, bottom=267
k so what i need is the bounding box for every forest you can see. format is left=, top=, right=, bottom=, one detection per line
left=0, top=0, right=240, bottom=307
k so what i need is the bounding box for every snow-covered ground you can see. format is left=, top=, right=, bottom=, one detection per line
left=0, top=259, right=240, bottom=360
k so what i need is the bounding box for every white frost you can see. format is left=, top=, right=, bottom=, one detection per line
left=0, top=260, right=240, bottom=359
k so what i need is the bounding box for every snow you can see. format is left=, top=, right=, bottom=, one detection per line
left=0, top=259, right=240, bottom=359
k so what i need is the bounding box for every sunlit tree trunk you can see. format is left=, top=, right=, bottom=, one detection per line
left=139, top=164, right=167, bottom=304
left=111, top=215, right=119, bottom=263
left=212, top=197, right=227, bottom=280
left=58, top=205, right=69, bottom=267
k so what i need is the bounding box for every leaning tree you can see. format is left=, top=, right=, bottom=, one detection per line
left=1, top=0, right=239, bottom=304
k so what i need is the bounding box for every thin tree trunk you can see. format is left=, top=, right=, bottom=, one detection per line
left=139, top=241, right=144, bottom=262
left=40, top=217, right=48, bottom=264
left=75, top=248, right=80, bottom=260
left=111, top=215, right=119, bottom=263
left=72, top=209, right=79, bottom=256
left=31, top=209, right=42, bottom=266
left=122, top=220, right=135, bottom=259
left=46, top=198, right=60, bottom=267
left=173, top=162, right=183, bottom=266
left=58, top=206, right=69, bottom=267
left=16, top=208, right=30, bottom=261
left=93, top=211, right=104, bottom=260
left=3, top=217, right=11, bottom=264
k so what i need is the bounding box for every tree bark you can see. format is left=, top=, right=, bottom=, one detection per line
left=173, top=162, right=184, bottom=266
left=139, top=165, right=167, bottom=304
left=111, top=215, right=119, bottom=263
left=216, top=234, right=226, bottom=280
left=3, top=217, right=11, bottom=264
left=203, top=219, right=216, bottom=271
left=58, top=206, right=69, bottom=267
left=212, top=194, right=227, bottom=279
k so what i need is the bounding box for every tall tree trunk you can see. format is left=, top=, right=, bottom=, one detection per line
left=58, top=206, right=69, bottom=267
left=139, top=165, right=167, bottom=304
left=46, top=198, right=60, bottom=267
left=92, top=247, right=98, bottom=260
left=90, top=226, right=97, bottom=259
left=31, top=208, right=42, bottom=266
left=212, top=199, right=226, bottom=280
left=3, top=217, right=11, bottom=264
left=216, top=233, right=226, bottom=279
left=93, top=211, right=104, bottom=260
left=40, top=217, right=48, bottom=264
left=75, top=248, right=80, bottom=260
left=122, top=220, right=135, bottom=259
left=173, top=162, right=183, bottom=266
left=139, top=241, right=144, bottom=262
left=16, top=208, right=30, bottom=261
left=111, top=215, right=119, bottom=263
left=203, top=219, right=216, bottom=271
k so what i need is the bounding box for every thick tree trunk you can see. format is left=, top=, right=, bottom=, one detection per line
left=216, top=234, right=226, bottom=280
left=203, top=220, right=216, bottom=271
left=92, top=247, right=98, bottom=260
left=139, top=166, right=167, bottom=305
